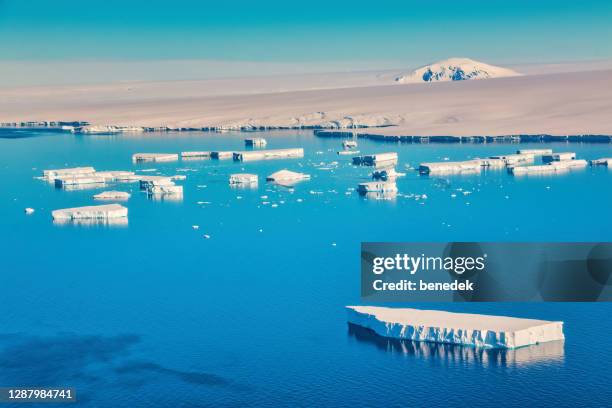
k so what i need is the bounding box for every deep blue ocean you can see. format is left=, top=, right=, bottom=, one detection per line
left=1, top=130, right=611, bottom=407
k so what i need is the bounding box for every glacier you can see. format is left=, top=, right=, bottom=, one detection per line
left=347, top=306, right=564, bottom=349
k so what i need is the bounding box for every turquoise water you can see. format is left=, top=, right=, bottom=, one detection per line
left=1, top=130, right=611, bottom=407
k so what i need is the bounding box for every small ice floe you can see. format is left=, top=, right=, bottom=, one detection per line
left=24, top=207, right=35, bottom=215
left=93, top=191, right=131, bottom=200
left=192, top=225, right=200, bottom=230
left=296, top=198, right=304, bottom=203
left=197, top=201, right=211, bottom=205
left=203, top=234, right=211, bottom=239
left=262, top=201, right=270, bottom=205
left=451, top=193, right=457, bottom=198
left=176, top=168, right=196, bottom=172
left=139, top=168, right=157, bottom=172
left=266, top=169, right=310, bottom=184
left=271, top=204, right=278, bottom=208
left=236, top=196, right=243, bottom=200
left=260, top=195, right=269, bottom=199
left=331, top=242, right=337, bottom=247
left=171, top=175, right=187, bottom=181
left=197, top=185, right=207, bottom=188
left=342, top=140, right=358, bottom=149
left=309, top=190, right=323, bottom=195
left=230, top=173, right=258, bottom=185
left=259, top=228, right=264, bottom=232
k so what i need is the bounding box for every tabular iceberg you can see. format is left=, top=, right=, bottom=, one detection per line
left=347, top=306, right=564, bottom=349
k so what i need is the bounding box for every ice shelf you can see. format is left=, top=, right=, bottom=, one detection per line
left=347, top=306, right=564, bottom=349
left=52, top=204, right=128, bottom=220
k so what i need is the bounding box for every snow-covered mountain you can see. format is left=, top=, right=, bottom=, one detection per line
left=395, top=58, right=521, bottom=84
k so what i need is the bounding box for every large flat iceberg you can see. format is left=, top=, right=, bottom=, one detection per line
left=347, top=306, right=564, bottom=349
left=52, top=204, right=128, bottom=220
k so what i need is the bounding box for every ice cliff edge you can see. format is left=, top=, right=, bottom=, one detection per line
left=347, top=306, right=564, bottom=349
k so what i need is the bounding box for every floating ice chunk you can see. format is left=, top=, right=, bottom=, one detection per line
left=132, top=153, right=178, bottom=163
left=24, top=207, right=35, bottom=215
left=245, top=137, right=267, bottom=147
left=338, top=150, right=360, bottom=156
left=353, top=152, right=398, bottom=168
left=210, top=151, right=235, bottom=160
left=372, top=168, right=406, bottom=181
left=357, top=181, right=398, bottom=194
left=93, top=191, right=131, bottom=200
left=229, top=173, right=258, bottom=185
left=94, top=171, right=135, bottom=182
left=510, top=160, right=588, bottom=175
left=138, top=176, right=174, bottom=190
left=517, top=149, right=553, bottom=156
left=181, top=151, right=210, bottom=159
left=347, top=306, right=564, bottom=349
left=149, top=184, right=183, bottom=195
left=43, top=167, right=96, bottom=181
left=591, top=158, right=612, bottom=166
left=203, top=234, right=211, bottom=239
left=542, top=152, right=576, bottom=163
left=54, top=175, right=106, bottom=188
left=171, top=175, right=187, bottom=181
left=192, top=225, right=200, bottom=230
left=419, top=160, right=482, bottom=174
left=234, top=148, right=303, bottom=162
left=266, top=169, right=311, bottom=184
left=342, top=140, right=358, bottom=149
left=52, top=204, right=128, bottom=220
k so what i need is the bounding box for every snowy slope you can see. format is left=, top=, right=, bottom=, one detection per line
left=395, top=57, right=521, bottom=84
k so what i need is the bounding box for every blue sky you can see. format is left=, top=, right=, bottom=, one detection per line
left=1, top=0, right=611, bottom=64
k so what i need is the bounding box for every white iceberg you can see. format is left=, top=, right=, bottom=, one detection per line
left=266, top=169, right=310, bottom=183
left=52, top=204, right=128, bottom=220
left=347, top=306, right=564, bottom=349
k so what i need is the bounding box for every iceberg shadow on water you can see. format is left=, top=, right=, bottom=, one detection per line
left=347, top=323, right=564, bottom=368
